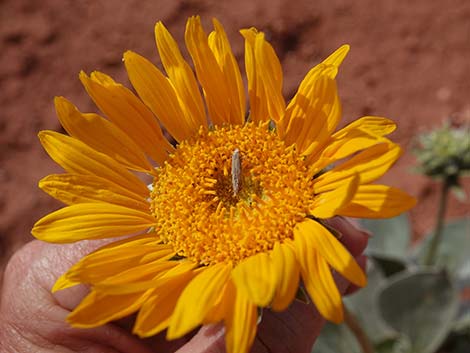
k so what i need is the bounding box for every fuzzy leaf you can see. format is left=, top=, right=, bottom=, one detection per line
left=414, top=218, right=470, bottom=277
left=361, top=214, right=411, bottom=259
left=311, top=321, right=361, bottom=353
left=378, top=270, right=459, bottom=353
left=345, top=262, right=397, bottom=342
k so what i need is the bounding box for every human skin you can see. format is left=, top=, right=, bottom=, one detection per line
left=0, top=217, right=368, bottom=353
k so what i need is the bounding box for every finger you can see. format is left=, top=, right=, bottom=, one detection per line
left=325, top=216, right=370, bottom=257
left=28, top=237, right=132, bottom=310
left=253, top=229, right=366, bottom=353
left=344, top=254, right=368, bottom=296
left=255, top=301, right=324, bottom=353
left=0, top=240, right=155, bottom=353
left=175, top=324, right=226, bottom=353
left=36, top=240, right=109, bottom=310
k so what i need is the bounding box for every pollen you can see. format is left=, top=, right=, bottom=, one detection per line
left=150, top=123, right=315, bottom=265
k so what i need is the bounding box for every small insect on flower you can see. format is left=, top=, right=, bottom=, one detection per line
left=231, top=148, right=242, bottom=196
left=32, top=16, right=416, bottom=353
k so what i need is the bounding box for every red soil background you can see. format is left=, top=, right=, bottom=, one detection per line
left=1, top=0, right=469, bottom=286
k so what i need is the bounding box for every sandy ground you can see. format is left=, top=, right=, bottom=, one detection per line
left=1, top=0, right=469, bottom=285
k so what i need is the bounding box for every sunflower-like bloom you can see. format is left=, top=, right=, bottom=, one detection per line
left=32, top=16, right=415, bottom=353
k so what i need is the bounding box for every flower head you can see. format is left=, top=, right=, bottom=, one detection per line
left=32, top=16, right=416, bottom=353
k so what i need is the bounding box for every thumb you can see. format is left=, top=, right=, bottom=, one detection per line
left=175, top=324, right=226, bottom=353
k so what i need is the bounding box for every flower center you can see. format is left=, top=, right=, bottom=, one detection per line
left=150, top=123, right=315, bottom=265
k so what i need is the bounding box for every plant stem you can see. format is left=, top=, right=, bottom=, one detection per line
left=424, top=178, right=451, bottom=266
left=344, top=306, right=374, bottom=353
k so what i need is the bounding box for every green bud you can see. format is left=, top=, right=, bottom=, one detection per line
left=414, top=121, right=470, bottom=182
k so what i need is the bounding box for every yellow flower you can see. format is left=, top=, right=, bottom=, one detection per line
left=32, top=16, right=415, bottom=353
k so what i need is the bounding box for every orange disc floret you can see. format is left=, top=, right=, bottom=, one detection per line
left=150, top=123, right=315, bottom=265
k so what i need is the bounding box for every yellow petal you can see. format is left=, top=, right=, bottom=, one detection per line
left=240, top=28, right=285, bottom=124
left=253, top=32, right=285, bottom=123
left=312, top=252, right=344, bottom=323
left=310, top=174, right=359, bottom=218
left=133, top=270, right=195, bottom=338
left=67, top=290, right=151, bottom=328
left=52, top=274, right=80, bottom=292
left=208, top=18, right=246, bottom=125
left=203, top=280, right=233, bottom=324
left=295, top=219, right=366, bottom=287
left=302, top=44, right=349, bottom=82
left=283, top=75, right=341, bottom=156
left=270, top=242, right=300, bottom=311
left=240, top=27, right=267, bottom=123
left=96, top=232, right=164, bottom=250
left=338, top=184, right=417, bottom=218
left=39, top=174, right=149, bottom=211
left=155, top=21, right=207, bottom=130
left=53, top=239, right=173, bottom=292
left=184, top=16, right=233, bottom=126
left=278, top=45, right=349, bottom=136
left=292, top=223, right=343, bottom=323
left=80, top=71, right=172, bottom=165
left=231, top=252, right=277, bottom=307
left=225, top=283, right=258, bottom=353
left=307, top=133, right=384, bottom=172
left=123, top=51, right=196, bottom=142
left=307, top=118, right=395, bottom=171
left=38, top=131, right=148, bottom=196
left=314, top=142, right=402, bottom=193
left=167, top=262, right=232, bottom=339
left=96, top=261, right=177, bottom=289
left=333, top=116, right=396, bottom=139
left=32, top=203, right=155, bottom=243
left=320, top=129, right=388, bottom=162
left=54, top=97, right=153, bottom=173
left=96, top=260, right=197, bottom=295
left=323, top=44, right=350, bottom=67
left=333, top=142, right=402, bottom=183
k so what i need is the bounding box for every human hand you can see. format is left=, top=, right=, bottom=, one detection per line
left=0, top=217, right=368, bottom=353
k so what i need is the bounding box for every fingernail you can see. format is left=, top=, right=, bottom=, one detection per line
left=359, top=228, right=373, bottom=237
